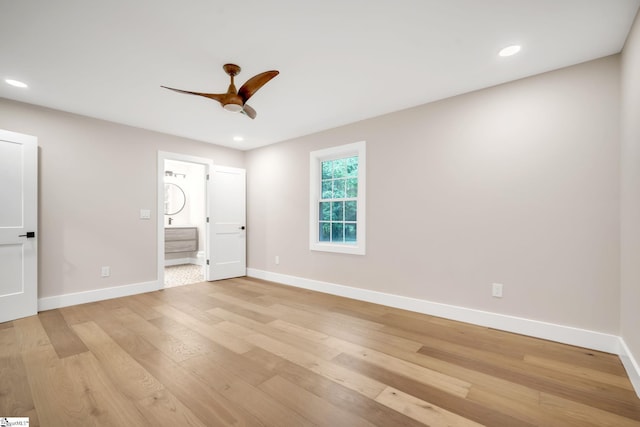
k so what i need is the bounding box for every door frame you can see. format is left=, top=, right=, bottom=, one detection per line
left=157, top=151, right=213, bottom=288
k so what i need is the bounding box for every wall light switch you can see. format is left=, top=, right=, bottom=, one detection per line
left=140, top=209, right=151, bottom=219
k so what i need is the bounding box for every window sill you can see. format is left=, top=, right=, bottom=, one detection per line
left=310, top=242, right=365, bottom=255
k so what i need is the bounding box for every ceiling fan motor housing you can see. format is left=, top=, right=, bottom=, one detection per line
left=223, top=101, right=244, bottom=112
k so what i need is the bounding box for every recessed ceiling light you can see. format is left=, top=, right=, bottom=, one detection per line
left=498, top=45, right=521, bottom=57
left=233, top=136, right=244, bottom=142
left=5, top=78, right=28, bottom=88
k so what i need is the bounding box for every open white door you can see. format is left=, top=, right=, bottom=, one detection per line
left=0, top=129, right=38, bottom=323
left=208, top=165, right=246, bottom=281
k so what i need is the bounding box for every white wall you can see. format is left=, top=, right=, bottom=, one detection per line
left=621, top=10, right=640, bottom=378
left=246, top=55, right=621, bottom=334
left=0, top=98, right=244, bottom=299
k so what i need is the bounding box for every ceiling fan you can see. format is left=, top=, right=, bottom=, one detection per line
left=161, top=63, right=279, bottom=119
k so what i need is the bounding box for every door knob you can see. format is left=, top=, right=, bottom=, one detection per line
left=240, top=226, right=246, bottom=230
left=19, top=231, right=35, bottom=238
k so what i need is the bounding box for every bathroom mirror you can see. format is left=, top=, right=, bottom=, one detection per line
left=164, top=183, right=186, bottom=215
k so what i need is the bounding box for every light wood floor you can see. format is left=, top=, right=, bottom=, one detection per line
left=1, top=277, right=639, bottom=426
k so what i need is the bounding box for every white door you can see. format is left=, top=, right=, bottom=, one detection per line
left=208, top=165, right=246, bottom=281
left=0, top=129, right=38, bottom=323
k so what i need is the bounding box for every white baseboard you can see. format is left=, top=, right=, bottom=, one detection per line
left=619, top=338, right=640, bottom=399
left=38, top=280, right=161, bottom=311
left=247, top=268, right=621, bottom=354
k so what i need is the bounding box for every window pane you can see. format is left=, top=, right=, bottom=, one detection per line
left=319, top=202, right=331, bottom=221
left=345, top=201, right=357, bottom=221
left=331, top=223, right=344, bottom=242
left=332, top=201, right=344, bottom=221
left=345, top=223, right=357, bottom=242
left=322, top=180, right=333, bottom=199
left=322, top=161, right=332, bottom=180
left=319, top=222, right=331, bottom=241
left=333, top=159, right=347, bottom=178
left=346, top=156, right=358, bottom=177
left=333, top=179, right=346, bottom=198
left=346, top=178, right=358, bottom=197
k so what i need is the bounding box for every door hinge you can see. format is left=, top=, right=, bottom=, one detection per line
left=206, top=217, right=209, bottom=223
left=206, top=259, right=210, bottom=265
left=206, top=174, right=210, bottom=180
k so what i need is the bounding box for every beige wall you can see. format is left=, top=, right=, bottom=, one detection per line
left=0, top=98, right=244, bottom=298
left=621, top=11, right=640, bottom=364
left=246, top=56, right=621, bottom=333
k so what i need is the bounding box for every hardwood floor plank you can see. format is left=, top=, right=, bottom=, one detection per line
left=206, top=296, right=278, bottom=323
left=111, top=307, right=203, bottom=363
left=333, top=351, right=537, bottom=427
left=466, top=385, right=551, bottom=427
left=539, top=391, right=640, bottom=427
left=329, top=338, right=472, bottom=398
left=20, top=345, right=90, bottom=426
left=375, top=386, right=484, bottom=427
left=118, top=294, right=164, bottom=321
left=147, top=315, right=221, bottom=355
left=0, top=320, right=14, bottom=330
left=258, top=375, right=376, bottom=427
left=134, top=349, right=266, bottom=427
left=12, top=315, right=51, bottom=353
left=263, top=317, right=472, bottom=398
left=62, top=351, right=151, bottom=426
left=524, top=353, right=636, bottom=390
left=71, top=321, right=164, bottom=400
left=243, top=347, right=440, bottom=427
left=0, top=328, right=38, bottom=421
left=72, top=321, right=208, bottom=426
left=418, top=342, right=640, bottom=421
left=208, top=307, right=343, bottom=360
left=92, top=310, right=159, bottom=357
left=59, top=304, right=96, bottom=326
left=207, top=292, right=280, bottom=318
left=243, top=330, right=387, bottom=399
left=154, top=304, right=253, bottom=354
left=38, top=309, right=89, bottom=358
left=182, top=354, right=315, bottom=426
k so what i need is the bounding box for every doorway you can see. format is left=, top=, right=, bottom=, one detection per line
left=158, top=152, right=213, bottom=288
left=157, top=152, right=247, bottom=288
left=163, top=158, right=206, bottom=287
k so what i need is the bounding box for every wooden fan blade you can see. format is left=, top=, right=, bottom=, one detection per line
left=238, top=70, right=279, bottom=103
left=241, top=104, right=257, bottom=119
left=161, top=86, right=225, bottom=103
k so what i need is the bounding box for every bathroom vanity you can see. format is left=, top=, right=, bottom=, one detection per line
left=164, top=226, right=198, bottom=253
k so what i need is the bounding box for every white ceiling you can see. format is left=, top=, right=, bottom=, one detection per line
left=1, top=1, right=638, bottom=150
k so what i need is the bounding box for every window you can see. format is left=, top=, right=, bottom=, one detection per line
left=310, top=141, right=366, bottom=255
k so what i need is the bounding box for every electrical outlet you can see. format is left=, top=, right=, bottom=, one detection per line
left=492, top=283, right=503, bottom=298
left=275, top=255, right=280, bottom=265
left=101, top=266, right=111, bottom=277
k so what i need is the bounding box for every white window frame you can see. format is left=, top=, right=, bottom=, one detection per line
left=309, top=141, right=366, bottom=255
